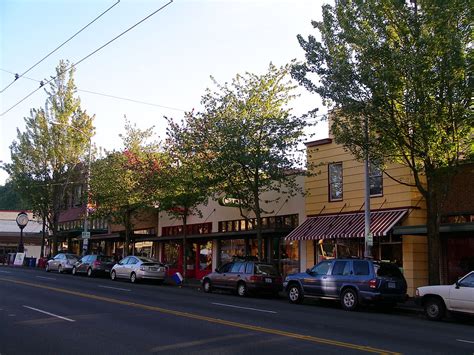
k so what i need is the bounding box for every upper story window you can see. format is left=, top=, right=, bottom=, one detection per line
left=369, top=161, right=383, bottom=196
left=328, top=162, right=343, bottom=201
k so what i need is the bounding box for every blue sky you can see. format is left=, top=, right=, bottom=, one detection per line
left=0, top=0, right=329, bottom=185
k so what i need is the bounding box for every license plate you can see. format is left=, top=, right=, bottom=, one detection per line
left=265, top=278, right=272, bottom=283
left=388, top=282, right=396, bottom=288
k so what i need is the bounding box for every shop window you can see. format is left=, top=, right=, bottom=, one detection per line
left=220, top=239, right=245, bottom=265
left=329, top=162, right=343, bottom=201
left=199, top=242, right=212, bottom=271
left=369, top=161, right=383, bottom=196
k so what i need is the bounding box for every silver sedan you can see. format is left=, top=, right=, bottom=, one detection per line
left=45, top=253, right=79, bottom=273
left=110, top=256, right=166, bottom=283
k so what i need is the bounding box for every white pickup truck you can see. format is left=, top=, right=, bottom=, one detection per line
left=415, top=271, right=474, bottom=320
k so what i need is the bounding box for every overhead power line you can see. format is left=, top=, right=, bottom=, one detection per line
left=0, top=0, right=121, bottom=94
left=0, top=68, right=186, bottom=112
left=0, top=0, right=174, bottom=118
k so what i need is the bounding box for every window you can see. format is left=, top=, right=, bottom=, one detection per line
left=230, top=262, right=245, bottom=273
left=128, top=257, right=139, bottom=265
left=353, top=261, right=370, bottom=275
left=329, top=163, right=343, bottom=201
left=459, top=273, right=474, bottom=288
left=331, top=260, right=351, bottom=276
left=245, top=263, right=254, bottom=274
left=311, top=260, right=332, bottom=275
left=219, top=263, right=233, bottom=273
left=369, top=161, right=383, bottom=196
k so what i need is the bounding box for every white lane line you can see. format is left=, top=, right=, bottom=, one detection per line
left=211, top=302, right=277, bottom=314
left=23, top=306, right=75, bottom=322
left=0, top=270, right=12, bottom=274
left=456, top=339, right=474, bottom=344
left=36, top=276, right=56, bottom=280
left=98, top=285, right=131, bottom=292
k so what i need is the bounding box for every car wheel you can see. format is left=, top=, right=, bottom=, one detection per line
left=425, top=297, right=446, bottom=321
left=130, top=272, right=137, bottom=283
left=72, top=267, right=77, bottom=275
left=57, top=265, right=63, bottom=274
left=237, top=282, right=247, bottom=297
left=87, top=268, right=93, bottom=277
left=287, top=284, right=304, bottom=304
left=45, top=264, right=50, bottom=272
left=111, top=270, right=117, bottom=281
left=341, top=288, right=358, bottom=311
left=203, top=279, right=212, bottom=293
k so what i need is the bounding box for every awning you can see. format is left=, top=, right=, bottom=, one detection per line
left=285, top=209, right=408, bottom=241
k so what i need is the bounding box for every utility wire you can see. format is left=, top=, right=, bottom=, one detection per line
left=0, top=68, right=186, bottom=112
left=0, top=0, right=174, bottom=118
left=0, top=0, right=121, bottom=94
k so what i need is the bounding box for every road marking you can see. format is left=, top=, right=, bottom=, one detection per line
left=0, top=278, right=399, bottom=355
left=457, top=339, right=474, bottom=344
left=36, top=276, right=56, bottom=280
left=98, top=285, right=131, bottom=292
left=23, top=306, right=75, bottom=322
left=212, top=302, right=277, bottom=314
left=150, top=333, right=248, bottom=352
left=0, top=270, right=11, bottom=274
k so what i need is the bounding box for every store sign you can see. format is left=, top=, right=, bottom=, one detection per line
left=218, top=196, right=242, bottom=207
left=366, top=232, right=373, bottom=247
left=14, top=252, right=25, bottom=266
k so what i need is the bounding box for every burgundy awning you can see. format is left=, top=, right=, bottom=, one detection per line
left=285, top=209, right=408, bottom=241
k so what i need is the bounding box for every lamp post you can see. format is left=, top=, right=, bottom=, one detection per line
left=50, top=121, right=92, bottom=256
left=16, top=211, right=29, bottom=253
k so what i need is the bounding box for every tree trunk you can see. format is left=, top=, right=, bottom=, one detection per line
left=124, top=209, right=131, bottom=257
left=425, top=173, right=442, bottom=285
left=182, top=210, right=188, bottom=281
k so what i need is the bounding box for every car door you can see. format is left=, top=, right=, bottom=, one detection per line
left=302, top=260, right=332, bottom=296
left=227, top=262, right=245, bottom=289
left=448, top=273, right=474, bottom=313
left=127, top=257, right=139, bottom=278
left=115, top=257, right=130, bottom=278
left=213, top=262, right=233, bottom=289
left=325, top=260, right=351, bottom=297
left=78, top=256, right=90, bottom=273
left=52, top=254, right=63, bottom=270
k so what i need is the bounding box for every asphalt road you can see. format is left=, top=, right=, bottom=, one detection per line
left=0, top=266, right=473, bottom=355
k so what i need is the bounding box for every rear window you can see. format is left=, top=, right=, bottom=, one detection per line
left=375, top=263, right=404, bottom=278
left=353, top=261, right=370, bottom=275
left=98, top=256, right=115, bottom=263
left=255, top=264, right=279, bottom=276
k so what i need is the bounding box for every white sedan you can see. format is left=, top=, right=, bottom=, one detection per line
left=415, top=271, right=474, bottom=320
left=110, top=256, right=166, bottom=284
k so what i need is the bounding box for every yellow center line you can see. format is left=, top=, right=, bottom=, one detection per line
left=0, top=277, right=400, bottom=355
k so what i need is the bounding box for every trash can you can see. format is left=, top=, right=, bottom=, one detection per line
left=23, top=257, right=30, bottom=266
left=8, top=253, right=16, bottom=265
left=29, top=258, right=37, bottom=267
left=38, top=258, right=47, bottom=269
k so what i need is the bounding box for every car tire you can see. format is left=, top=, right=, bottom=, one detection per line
left=287, top=284, right=304, bottom=304
left=130, top=272, right=137, bottom=283
left=87, top=268, right=93, bottom=277
left=57, top=265, right=62, bottom=274
left=72, top=267, right=77, bottom=275
left=45, top=264, right=50, bottom=272
left=203, top=279, right=212, bottom=293
left=424, top=297, right=446, bottom=321
left=111, top=270, right=117, bottom=281
left=237, top=282, right=247, bottom=297
left=341, top=288, right=358, bottom=311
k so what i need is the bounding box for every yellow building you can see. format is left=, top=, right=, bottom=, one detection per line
left=286, top=138, right=429, bottom=296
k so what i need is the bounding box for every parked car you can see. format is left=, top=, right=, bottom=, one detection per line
left=110, top=256, right=166, bottom=283
left=72, top=254, right=116, bottom=277
left=283, top=258, right=408, bottom=311
left=415, top=271, right=474, bottom=320
left=201, top=260, right=283, bottom=297
left=45, top=253, right=79, bottom=273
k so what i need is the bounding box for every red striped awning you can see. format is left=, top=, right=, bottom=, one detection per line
left=285, top=209, right=408, bottom=241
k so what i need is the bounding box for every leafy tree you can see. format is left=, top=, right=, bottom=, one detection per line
left=90, top=121, right=166, bottom=257
left=4, top=60, right=94, bottom=255
left=0, top=180, right=30, bottom=210
left=166, top=63, right=311, bottom=262
left=292, top=0, right=472, bottom=284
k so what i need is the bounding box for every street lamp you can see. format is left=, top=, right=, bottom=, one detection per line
left=50, top=121, right=92, bottom=256
left=16, top=211, right=29, bottom=253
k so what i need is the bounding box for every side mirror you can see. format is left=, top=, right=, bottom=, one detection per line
left=306, top=268, right=312, bottom=274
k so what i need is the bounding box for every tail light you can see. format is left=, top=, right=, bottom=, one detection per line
left=249, top=275, right=264, bottom=282
left=369, top=279, right=377, bottom=289
left=93, top=260, right=101, bottom=267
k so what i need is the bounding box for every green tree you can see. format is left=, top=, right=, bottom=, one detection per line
left=166, top=63, right=311, bottom=262
left=292, top=0, right=472, bottom=284
left=90, top=121, right=166, bottom=257
left=4, top=60, right=94, bottom=255
left=0, top=180, right=30, bottom=210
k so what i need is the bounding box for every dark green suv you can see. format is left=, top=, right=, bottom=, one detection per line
left=283, top=259, right=407, bottom=311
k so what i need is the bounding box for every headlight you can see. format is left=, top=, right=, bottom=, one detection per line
left=284, top=276, right=289, bottom=282
left=140, top=266, right=146, bottom=271
left=415, top=289, right=419, bottom=297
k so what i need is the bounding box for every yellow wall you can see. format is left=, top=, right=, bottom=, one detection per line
left=304, top=139, right=429, bottom=296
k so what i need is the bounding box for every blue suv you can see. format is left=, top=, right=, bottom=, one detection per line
left=283, top=259, right=407, bottom=311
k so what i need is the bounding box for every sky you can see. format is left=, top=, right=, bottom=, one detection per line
left=0, top=0, right=330, bottom=185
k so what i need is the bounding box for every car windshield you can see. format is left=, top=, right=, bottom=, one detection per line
left=374, top=263, right=404, bottom=278
left=255, top=264, right=279, bottom=276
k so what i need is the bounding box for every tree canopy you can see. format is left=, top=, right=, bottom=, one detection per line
left=166, top=63, right=311, bottom=261
left=292, top=0, right=472, bottom=284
